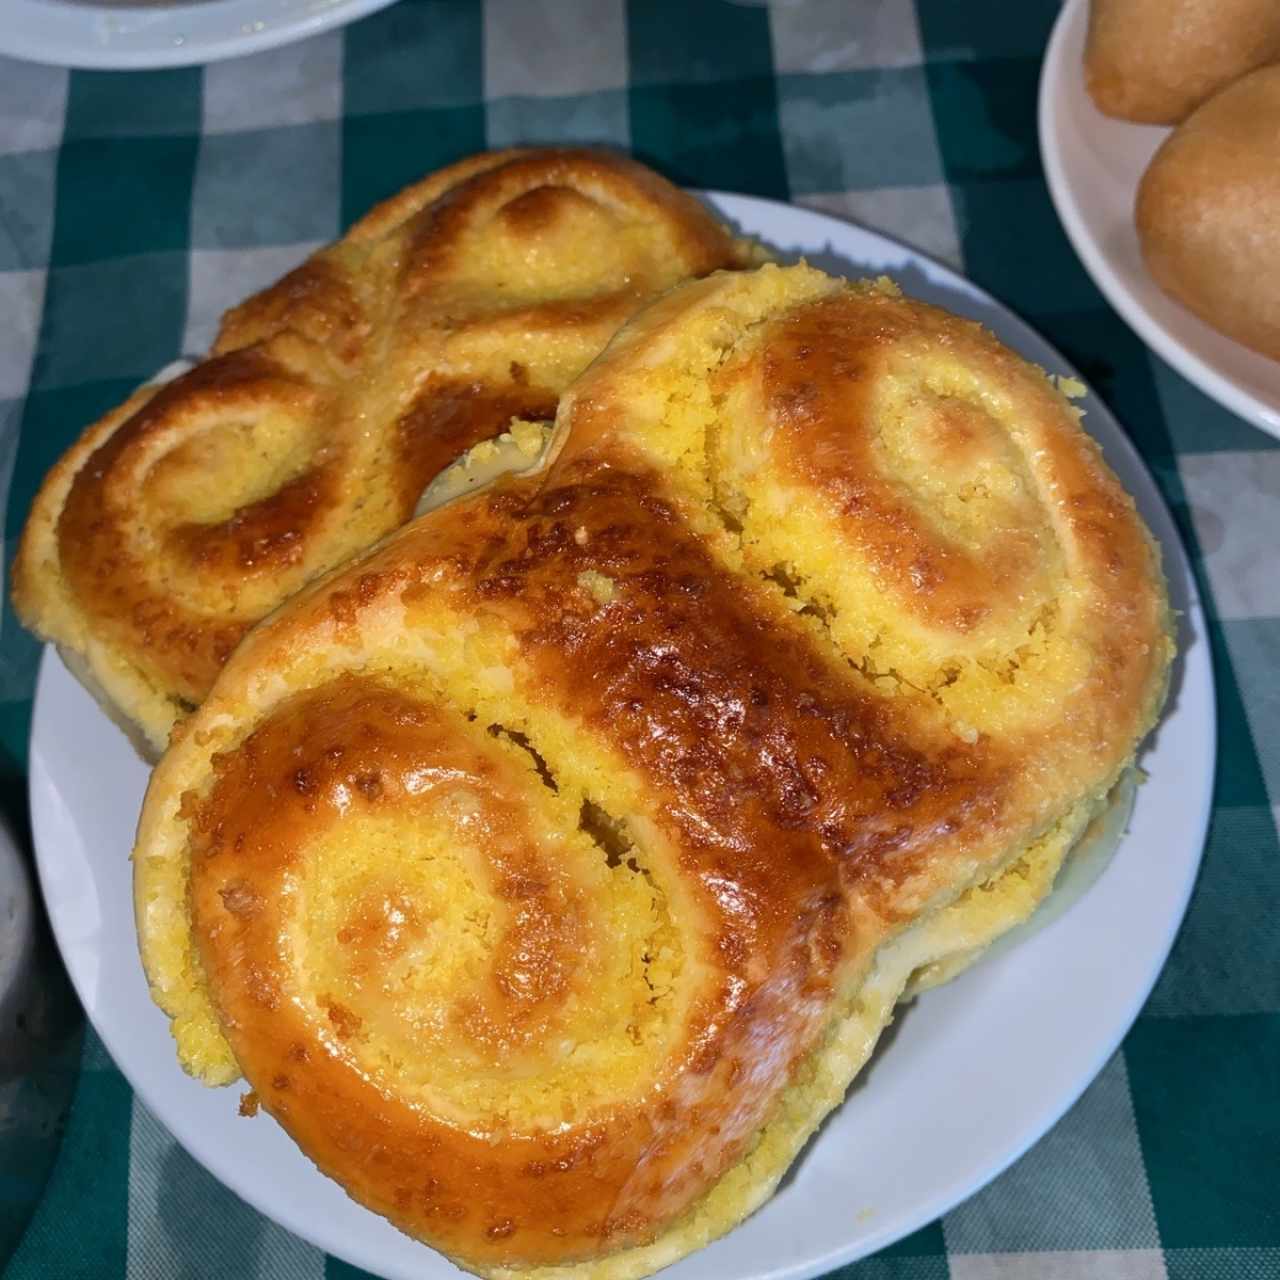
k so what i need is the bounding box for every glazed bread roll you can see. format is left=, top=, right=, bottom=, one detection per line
left=134, top=265, right=1173, bottom=1277
left=1136, top=65, right=1280, bottom=362
left=12, top=148, right=761, bottom=756
left=1085, top=0, right=1280, bottom=124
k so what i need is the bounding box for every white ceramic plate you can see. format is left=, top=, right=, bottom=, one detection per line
left=1039, top=0, right=1280, bottom=441
left=29, top=194, right=1215, bottom=1280
left=0, top=0, right=396, bottom=71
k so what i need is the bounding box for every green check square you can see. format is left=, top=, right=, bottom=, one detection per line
left=343, top=0, right=483, bottom=114
left=341, top=108, right=486, bottom=229
left=630, top=80, right=789, bottom=199
left=62, top=67, right=201, bottom=140
left=0, top=620, right=38, bottom=774
left=948, top=181, right=1106, bottom=319
left=50, top=135, right=198, bottom=267
left=1165, top=1246, right=1280, bottom=1279
left=1146, top=806, right=1280, bottom=1017
left=0, top=149, right=57, bottom=271
left=923, top=58, right=1042, bottom=182
left=875, top=1221, right=947, bottom=1259
left=1125, top=1014, right=1280, bottom=1248
left=2, top=1030, right=132, bottom=1280
left=916, top=0, right=1060, bottom=60
left=31, top=254, right=186, bottom=392
left=627, top=0, right=773, bottom=84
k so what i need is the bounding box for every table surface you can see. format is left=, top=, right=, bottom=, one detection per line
left=1, top=2, right=1277, bottom=1278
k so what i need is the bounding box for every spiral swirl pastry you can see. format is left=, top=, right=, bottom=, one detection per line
left=134, top=265, right=1172, bottom=1277
left=13, top=148, right=760, bottom=755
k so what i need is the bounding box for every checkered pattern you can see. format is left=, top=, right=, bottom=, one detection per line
left=2, top=2, right=1277, bottom=1277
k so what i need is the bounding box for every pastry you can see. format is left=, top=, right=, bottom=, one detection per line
left=1085, top=0, right=1280, bottom=124
left=1136, top=65, right=1280, bottom=362
left=133, top=265, right=1173, bottom=1277
left=12, top=148, right=761, bottom=756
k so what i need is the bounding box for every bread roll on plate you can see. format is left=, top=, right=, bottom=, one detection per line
left=1085, top=0, right=1280, bottom=124
left=1136, top=65, right=1280, bottom=363
left=133, top=264, right=1173, bottom=1277
left=12, top=148, right=761, bottom=757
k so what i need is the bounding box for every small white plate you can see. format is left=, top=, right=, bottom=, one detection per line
left=29, top=194, right=1216, bottom=1280
left=1039, top=0, right=1280, bottom=440
left=0, top=0, right=396, bottom=71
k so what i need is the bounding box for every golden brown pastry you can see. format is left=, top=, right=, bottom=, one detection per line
left=12, top=148, right=761, bottom=756
left=133, top=265, right=1173, bottom=1278
left=1085, top=0, right=1280, bottom=124
left=1136, top=65, right=1280, bottom=362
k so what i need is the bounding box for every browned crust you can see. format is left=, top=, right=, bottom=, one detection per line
left=182, top=460, right=1002, bottom=1268
left=136, top=269, right=1173, bottom=1272
left=12, top=148, right=760, bottom=751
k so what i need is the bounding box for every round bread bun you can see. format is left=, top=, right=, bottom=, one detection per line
left=1136, top=65, right=1280, bottom=363
left=133, top=265, right=1173, bottom=1277
left=1085, top=0, right=1280, bottom=124
left=11, top=148, right=762, bottom=756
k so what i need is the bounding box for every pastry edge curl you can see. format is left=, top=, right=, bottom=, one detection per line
left=13, top=383, right=183, bottom=758
left=135, top=599, right=1135, bottom=1275
left=132, top=263, right=1174, bottom=1276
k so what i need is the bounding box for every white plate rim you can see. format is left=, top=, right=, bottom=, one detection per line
left=27, top=191, right=1217, bottom=1280
left=0, top=0, right=397, bottom=71
left=1038, top=0, right=1280, bottom=441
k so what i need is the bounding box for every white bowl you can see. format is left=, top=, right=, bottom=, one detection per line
left=0, top=0, right=397, bottom=71
left=1039, top=0, right=1280, bottom=440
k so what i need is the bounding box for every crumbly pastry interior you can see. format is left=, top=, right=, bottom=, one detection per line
left=134, top=265, right=1173, bottom=1278
left=11, top=148, right=762, bottom=755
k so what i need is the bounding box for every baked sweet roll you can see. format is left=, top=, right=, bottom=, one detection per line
left=134, top=265, right=1173, bottom=1277
left=1085, top=0, right=1280, bottom=124
left=1135, top=65, right=1280, bottom=363
left=13, top=147, right=761, bottom=755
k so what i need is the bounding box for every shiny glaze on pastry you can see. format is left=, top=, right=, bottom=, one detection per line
left=13, top=148, right=760, bottom=753
left=135, top=265, right=1172, bottom=1277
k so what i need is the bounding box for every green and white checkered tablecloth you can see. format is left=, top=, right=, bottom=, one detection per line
left=1, top=1, right=1277, bottom=1276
